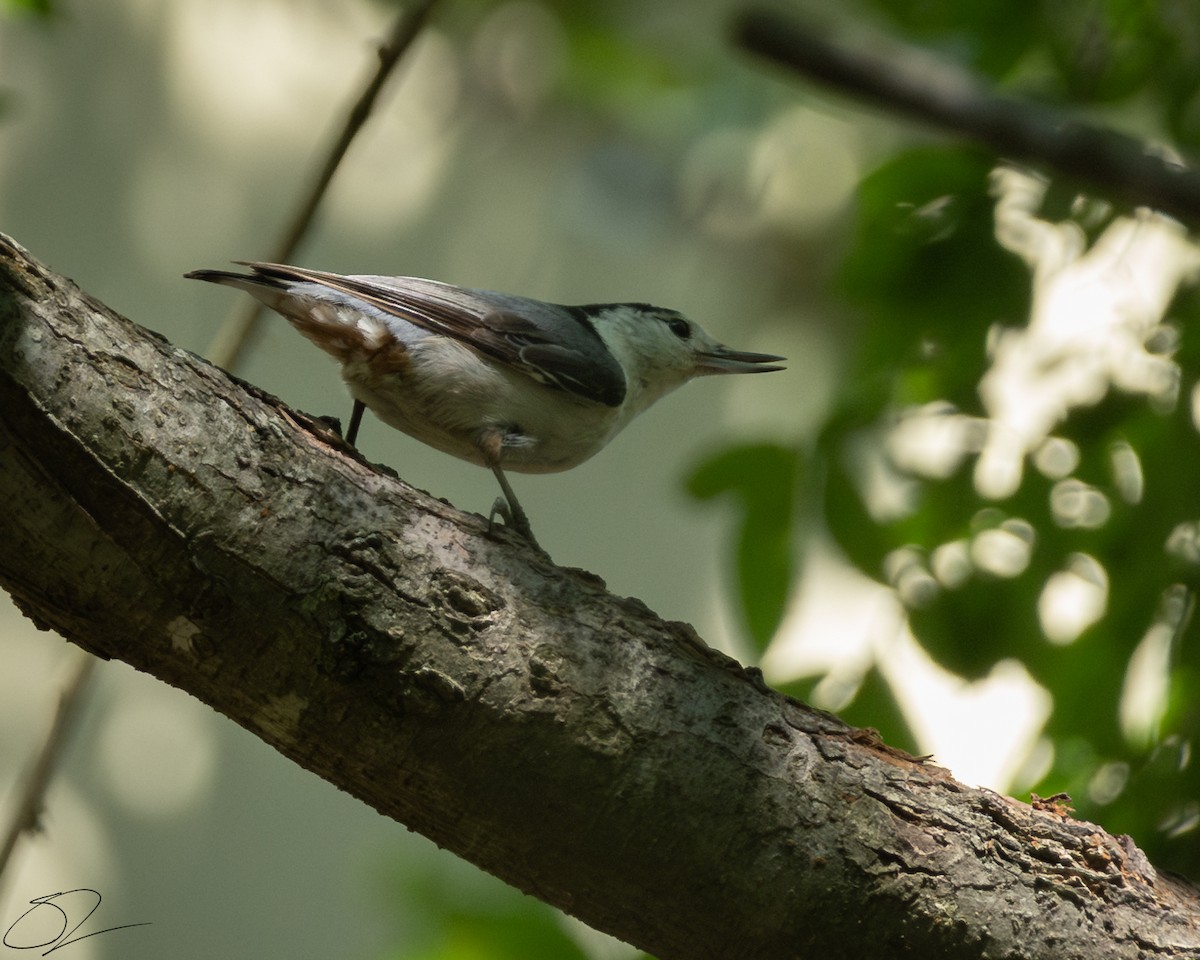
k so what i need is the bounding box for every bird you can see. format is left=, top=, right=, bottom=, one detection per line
left=185, top=262, right=785, bottom=546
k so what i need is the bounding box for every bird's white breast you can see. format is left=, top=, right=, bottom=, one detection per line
left=340, top=322, right=628, bottom=474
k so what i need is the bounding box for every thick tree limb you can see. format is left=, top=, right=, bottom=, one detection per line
left=734, top=10, right=1200, bottom=226
left=1, top=234, right=1198, bottom=959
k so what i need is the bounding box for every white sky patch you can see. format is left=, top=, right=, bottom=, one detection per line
left=1120, top=584, right=1189, bottom=747
left=1120, top=621, right=1174, bottom=747
left=95, top=682, right=217, bottom=818
left=1109, top=441, right=1145, bottom=504
left=766, top=543, right=1050, bottom=790
left=886, top=402, right=982, bottom=480
left=970, top=518, right=1035, bottom=578
left=879, top=632, right=1052, bottom=790
left=975, top=167, right=1200, bottom=500
left=1038, top=553, right=1108, bottom=645
left=1032, top=436, right=1080, bottom=479
left=1049, top=478, right=1112, bottom=529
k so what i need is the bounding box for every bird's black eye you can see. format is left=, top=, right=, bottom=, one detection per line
left=665, top=316, right=691, bottom=340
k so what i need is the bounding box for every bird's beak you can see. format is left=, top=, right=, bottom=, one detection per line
left=696, top=346, right=786, bottom=375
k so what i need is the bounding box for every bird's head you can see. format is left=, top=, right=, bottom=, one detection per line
left=588, top=303, right=785, bottom=413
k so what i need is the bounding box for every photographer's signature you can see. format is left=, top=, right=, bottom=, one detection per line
left=3, top=888, right=148, bottom=955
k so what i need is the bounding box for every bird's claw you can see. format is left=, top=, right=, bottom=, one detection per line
left=487, top=496, right=541, bottom=549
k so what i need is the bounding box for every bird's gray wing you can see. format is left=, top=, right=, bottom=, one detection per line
left=240, top=262, right=626, bottom=407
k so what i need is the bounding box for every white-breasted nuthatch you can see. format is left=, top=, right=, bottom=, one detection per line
left=186, top=262, right=785, bottom=545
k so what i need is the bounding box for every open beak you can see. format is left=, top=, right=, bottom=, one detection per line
left=697, top=347, right=786, bottom=375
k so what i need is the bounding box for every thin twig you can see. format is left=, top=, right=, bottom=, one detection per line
left=206, top=0, right=443, bottom=370
left=734, top=9, right=1200, bottom=226
left=0, top=651, right=97, bottom=892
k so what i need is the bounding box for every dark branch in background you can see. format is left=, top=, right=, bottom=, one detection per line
left=0, top=0, right=440, bottom=898
left=206, top=0, right=442, bottom=369
left=734, top=9, right=1200, bottom=226
left=3, top=235, right=1200, bottom=960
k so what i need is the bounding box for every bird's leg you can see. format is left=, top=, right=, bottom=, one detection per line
left=479, top=427, right=540, bottom=547
left=487, top=463, right=539, bottom=546
left=345, top=399, right=366, bottom=447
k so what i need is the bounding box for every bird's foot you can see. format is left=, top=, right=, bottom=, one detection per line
left=487, top=496, right=542, bottom=550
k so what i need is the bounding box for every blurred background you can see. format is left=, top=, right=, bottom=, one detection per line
left=2, top=0, right=1199, bottom=957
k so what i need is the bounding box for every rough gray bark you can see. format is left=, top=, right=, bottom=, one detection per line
left=0, top=233, right=1197, bottom=960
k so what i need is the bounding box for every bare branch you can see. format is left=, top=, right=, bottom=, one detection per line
left=734, top=9, right=1200, bottom=225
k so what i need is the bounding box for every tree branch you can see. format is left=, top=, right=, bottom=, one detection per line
left=2, top=233, right=1198, bottom=958
left=734, top=9, right=1200, bottom=226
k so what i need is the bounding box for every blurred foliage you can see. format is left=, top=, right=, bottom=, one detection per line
left=490, top=0, right=1200, bottom=892
left=376, top=860, right=595, bottom=960
left=866, top=0, right=1200, bottom=142
left=1, top=0, right=55, bottom=120
left=2, top=0, right=54, bottom=16
left=366, top=4, right=1200, bottom=951
left=819, top=150, right=1200, bottom=871
left=787, top=1, right=1200, bottom=880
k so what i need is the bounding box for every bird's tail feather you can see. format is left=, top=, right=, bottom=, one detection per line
left=185, top=266, right=391, bottom=364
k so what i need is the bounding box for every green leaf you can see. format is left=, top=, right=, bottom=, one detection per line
left=838, top=146, right=1029, bottom=388
left=687, top=444, right=803, bottom=656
